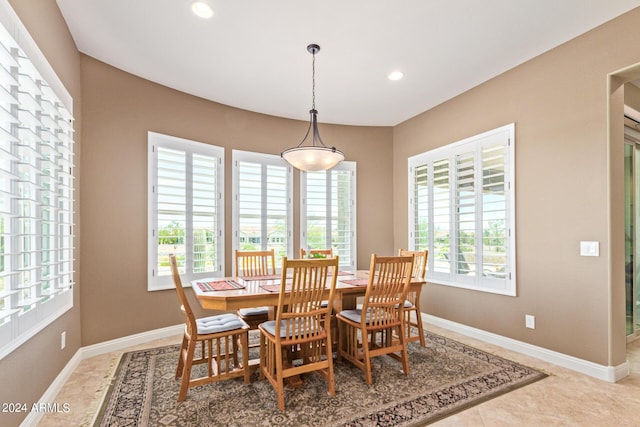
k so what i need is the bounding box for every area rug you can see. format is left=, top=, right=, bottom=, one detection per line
left=93, top=330, right=547, bottom=426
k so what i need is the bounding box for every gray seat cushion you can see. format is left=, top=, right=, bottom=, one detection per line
left=261, top=319, right=322, bottom=338
left=238, top=306, right=269, bottom=317
left=338, top=309, right=369, bottom=324
left=196, top=313, right=247, bottom=334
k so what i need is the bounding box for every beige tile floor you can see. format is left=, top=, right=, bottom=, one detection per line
left=38, top=324, right=640, bottom=426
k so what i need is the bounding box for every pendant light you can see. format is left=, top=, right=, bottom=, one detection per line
left=281, top=44, right=344, bottom=171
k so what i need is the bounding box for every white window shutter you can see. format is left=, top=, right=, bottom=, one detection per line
left=148, top=133, right=224, bottom=290
left=300, top=162, right=356, bottom=271
left=0, top=6, right=75, bottom=360
left=408, top=124, right=515, bottom=296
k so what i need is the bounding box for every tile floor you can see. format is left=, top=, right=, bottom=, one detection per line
left=38, top=324, right=640, bottom=426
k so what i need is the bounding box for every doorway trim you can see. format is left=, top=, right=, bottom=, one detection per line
left=608, top=62, right=640, bottom=371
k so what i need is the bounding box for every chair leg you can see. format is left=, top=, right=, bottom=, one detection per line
left=361, top=329, right=373, bottom=385
left=275, top=344, right=286, bottom=410
left=259, top=332, right=266, bottom=380
left=175, top=334, right=188, bottom=379
left=414, top=307, right=425, bottom=347
left=240, top=332, right=250, bottom=384
left=405, top=310, right=413, bottom=343
left=178, top=338, right=197, bottom=401
left=206, top=339, right=213, bottom=377
left=398, top=323, right=410, bottom=376
left=336, top=321, right=344, bottom=362
left=403, top=306, right=426, bottom=347
left=232, top=333, right=239, bottom=367
left=325, top=333, right=336, bottom=396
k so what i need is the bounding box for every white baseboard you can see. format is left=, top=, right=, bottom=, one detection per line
left=81, top=324, right=183, bottom=359
left=423, top=313, right=629, bottom=383
left=20, top=324, right=183, bottom=427
left=19, top=349, right=83, bottom=427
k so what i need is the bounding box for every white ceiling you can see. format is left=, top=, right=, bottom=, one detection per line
left=55, top=0, right=640, bottom=126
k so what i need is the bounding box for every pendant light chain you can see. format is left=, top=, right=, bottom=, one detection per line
left=311, top=50, right=316, bottom=111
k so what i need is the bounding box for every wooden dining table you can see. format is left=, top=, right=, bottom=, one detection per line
left=191, top=270, right=426, bottom=320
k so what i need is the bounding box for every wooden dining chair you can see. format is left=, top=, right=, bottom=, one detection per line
left=398, top=249, right=428, bottom=346
left=258, top=256, right=339, bottom=410
left=336, top=253, right=414, bottom=385
left=235, top=249, right=277, bottom=329
left=300, top=248, right=334, bottom=258
left=169, top=254, right=250, bottom=401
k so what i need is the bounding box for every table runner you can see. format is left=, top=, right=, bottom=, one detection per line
left=195, top=280, right=245, bottom=292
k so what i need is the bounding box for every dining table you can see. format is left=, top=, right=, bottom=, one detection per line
left=191, top=269, right=427, bottom=317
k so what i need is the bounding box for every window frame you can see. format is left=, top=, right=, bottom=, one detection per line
left=300, top=161, right=357, bottom=271
left=147, top=132, right=225, bottom=291
left=232, top=150, right=293, bottom=272
left=408, top=123, right=516, bottom=296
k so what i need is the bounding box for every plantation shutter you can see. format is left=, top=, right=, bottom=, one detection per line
left=301, top=162, right=357, bottom=270
left=455, top=149, right=476, bottom=282
left=148, top=132, right=223, bottom=290
left=432, top=158, right=451, bottom=276
left=411, top=164, right=429, bottom=252
left=0, top=9, right=75, bottom=359
left=233, top=150, right=292, bottom=271
left=480, top=139, right=510, bottom=286
left=408, top=124, right=515, bottom=296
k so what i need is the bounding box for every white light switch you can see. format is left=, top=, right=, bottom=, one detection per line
left=580, top=241, right=599, bottom=257
left=525, top=314, right=535, bottom=329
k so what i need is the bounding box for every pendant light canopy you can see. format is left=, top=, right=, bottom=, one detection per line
left=281, top=44, right=344, bottom=172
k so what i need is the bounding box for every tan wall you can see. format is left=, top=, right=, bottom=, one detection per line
left=79, top=55, right=394, bottom=345
left=0, top=1, right=82, bottom=426
left=393, top=7, right=640, bottom=366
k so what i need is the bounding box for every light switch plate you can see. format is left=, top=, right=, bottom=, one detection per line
left=525, top=314, right=535, bottom=329
left=580, top=241, right=599, bottom=257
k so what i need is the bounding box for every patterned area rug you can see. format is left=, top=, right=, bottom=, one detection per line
left=94, top=330, right=546, bottom=426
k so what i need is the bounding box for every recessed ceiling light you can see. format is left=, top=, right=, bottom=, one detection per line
left=388, top=70, right=404, bottom=81
left=191, top=1, right=214, bottom=19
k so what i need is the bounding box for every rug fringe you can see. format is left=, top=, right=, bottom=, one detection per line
left=82, top=352, right=124, bottom=427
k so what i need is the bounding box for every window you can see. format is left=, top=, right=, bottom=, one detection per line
left=301, top=162, right=357, bottom=270
left=232, top=150, right=292, bottom=271
left=408, top=124, right=515, bottom=295
left=0, top=3, right=74, bottom=360
left=148, top=132, right=224, bottom=290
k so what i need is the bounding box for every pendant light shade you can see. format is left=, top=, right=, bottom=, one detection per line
left=281, top=44, right=344, bottom=172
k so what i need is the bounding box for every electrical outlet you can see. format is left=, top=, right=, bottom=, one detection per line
left=61, top=331, right=66, bottom=350
left=580, top=241, right=599, bottom=257
left=525, top=315, right=535, bottom=329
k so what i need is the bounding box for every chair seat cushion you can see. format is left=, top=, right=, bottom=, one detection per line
left=260, top=319, right=322, bottom=338
left=358, top=301, right=413, bottom=309
left=197, top=313, right=247, bottom=334
left=338, top=309, right=369, bottom=324
left=238, top=307, right=269, bottom=317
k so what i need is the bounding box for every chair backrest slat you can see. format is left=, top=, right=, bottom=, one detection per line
left=275, top=256, right=339, bottom=342
left=398, top=249, right=428, bottom=279
left=235, top=249, right=276, bottom=277
left=362, top=254, right=414, bottom=329
left=169, top=254, right=197, bottom=335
